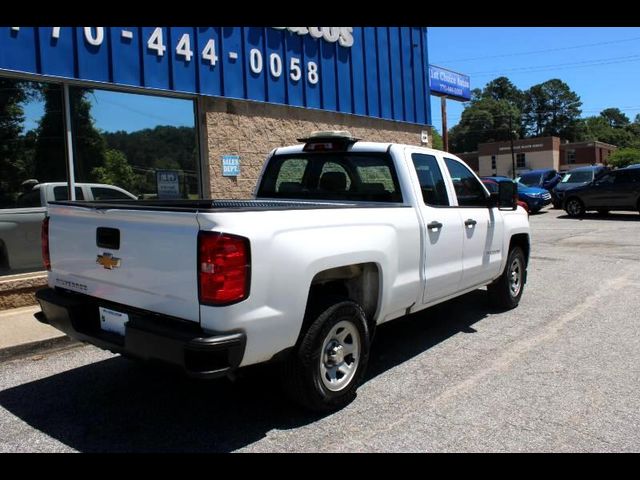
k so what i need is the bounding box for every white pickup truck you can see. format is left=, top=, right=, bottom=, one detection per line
left=35, top=132, right=530, bottom=411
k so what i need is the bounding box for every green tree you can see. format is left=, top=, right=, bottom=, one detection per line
left=91, top=149, right=141, bottom=193
left=33, top=86, right=107, bottom=184
left=431, top=128, right=443, bottom=150
left=522, top=79, right=582, bottom=141
left=600, top=108, right=630, bottom=129
left=450, top=97, right=520, bottom=153
left=607, top=148, right=640, bottom=168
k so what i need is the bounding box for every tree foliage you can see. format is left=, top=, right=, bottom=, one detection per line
left=522, top=79, right=582, bottom=140
left=607, top=148, right=640, bottom=168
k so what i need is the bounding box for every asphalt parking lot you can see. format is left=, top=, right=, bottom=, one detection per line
left=1, top=207, right=639, bottom=452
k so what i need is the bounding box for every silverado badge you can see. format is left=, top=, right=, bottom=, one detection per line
left=96, top=252, right=121, bottom=270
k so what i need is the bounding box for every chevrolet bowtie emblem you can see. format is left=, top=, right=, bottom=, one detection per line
left=96, top=252, right=121, bottom=270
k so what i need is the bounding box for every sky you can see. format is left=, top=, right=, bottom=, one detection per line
left=427, top=27, right=640, bottom=134
left=21, top=27, right=640, bottom=134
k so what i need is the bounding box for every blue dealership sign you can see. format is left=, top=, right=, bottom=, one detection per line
left=429, top=65, right=471, bottom=102
left=222, top=155, right=240, bottom=177
left=0, top=26, right=432, bottom=125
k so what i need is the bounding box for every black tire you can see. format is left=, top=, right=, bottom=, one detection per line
left=280, top=299, right=371, bottom=412
left=487, top=246, right=526, bottom=310
left=597, top=209, right=609, bottom=216
left=565, top=197, right=585, bottom=218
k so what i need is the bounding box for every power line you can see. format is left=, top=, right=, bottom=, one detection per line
left=430, top=35, right=640, bottom=64
left=467, top=53, right=640, bottom=76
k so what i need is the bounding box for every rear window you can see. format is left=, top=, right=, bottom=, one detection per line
left=257, top=153, right=403, bottom=203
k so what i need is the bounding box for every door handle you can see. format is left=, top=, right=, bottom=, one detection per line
left=427, top=221, right=443, bottom=231
left=464, top=219, right=477, bottom=227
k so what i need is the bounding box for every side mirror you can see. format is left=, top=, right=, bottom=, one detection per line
left=497, top=181, right=517, bottom=210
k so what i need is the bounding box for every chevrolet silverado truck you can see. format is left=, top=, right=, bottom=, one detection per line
left=35, top=132, right=530, bottom=411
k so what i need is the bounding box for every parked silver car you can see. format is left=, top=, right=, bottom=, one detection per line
left=1, top=183, right=137, bottom=274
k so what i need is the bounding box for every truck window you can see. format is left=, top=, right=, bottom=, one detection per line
left=14, top=189, right=42, bottom=208
left=411, top=153, right=449, bottom=206
left=91, top=187, right=135, bottom=201
left=53, top=186, right=85, bottom=201
left=258, top=153, right=403, bottom=203
left=443, top=158, right=488, bottom=207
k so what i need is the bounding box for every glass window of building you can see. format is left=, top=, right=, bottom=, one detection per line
left=1, top=79, right=200, bottom=277
left=0, top=79, right=66, bottom=275
left=69, top=87, right=200, bottom=201
left=516, top=153, right=526, bottom=169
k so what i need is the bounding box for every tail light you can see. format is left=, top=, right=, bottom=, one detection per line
left=41, top=217, right=51, bottom=271
left=198, top=231, right=250, bottom=305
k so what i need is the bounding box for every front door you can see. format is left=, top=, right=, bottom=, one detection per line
left=407, top=151, right=464, bottom=304
left=443, top=157, right=504, bottom=290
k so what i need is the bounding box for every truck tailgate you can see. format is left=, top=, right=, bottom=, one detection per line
left=47, top=204, right=201, bottom=323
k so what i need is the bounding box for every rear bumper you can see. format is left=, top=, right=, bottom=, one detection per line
left=35, top=288, right=246, bottom=379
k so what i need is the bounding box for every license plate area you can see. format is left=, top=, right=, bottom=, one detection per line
left=99, top=306, right=128, bottom=336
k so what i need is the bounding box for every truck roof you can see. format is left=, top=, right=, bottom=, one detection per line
left=274, top=141, right=453, bottom=157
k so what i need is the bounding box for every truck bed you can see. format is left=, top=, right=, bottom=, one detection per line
left=49, top=199, right=409, bottom=213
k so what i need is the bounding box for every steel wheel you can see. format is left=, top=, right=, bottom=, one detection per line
left=319, top=320, right=361, bottom=392
left=509, top=257, right=523, bottom=298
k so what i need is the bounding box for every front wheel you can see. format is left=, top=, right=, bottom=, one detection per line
left=565, top=198, right=585, bottom=218
left=281, top=299, right=371, bottom=412
left=487, top=246, right=526, bottom=310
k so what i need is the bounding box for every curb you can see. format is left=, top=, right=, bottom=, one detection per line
left=0, top=335, right=81, bottom=362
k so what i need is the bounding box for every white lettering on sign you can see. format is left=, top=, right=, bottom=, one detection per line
left=27, top=28, right=321, bottom=84
left=272, top=27, right=354, bottom=47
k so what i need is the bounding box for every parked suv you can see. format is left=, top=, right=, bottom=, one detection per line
left=563, top=168, right=640, bottom=217
left=551, top=165, right=608, bottom=208
left=519, top=169, right=562, bottom=192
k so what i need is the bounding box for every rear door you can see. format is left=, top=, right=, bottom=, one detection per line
left=406, top=150, right=464, bottom=304
left=48, top=204, right=202, bottom=323
left=443, top=157, right=504, bottom=290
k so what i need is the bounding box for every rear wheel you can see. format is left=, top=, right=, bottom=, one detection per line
left=565, top=197, right=585, bottom=218
left=488, top=246, right=526, bottom=310
left=281, top=299, right=370, bottom=412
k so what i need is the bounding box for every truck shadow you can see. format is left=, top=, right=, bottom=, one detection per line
left=0, top=291, right=490, bottom=452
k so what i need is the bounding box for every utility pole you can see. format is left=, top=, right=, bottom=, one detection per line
left=441, top=96, right=448, bottom=152
left=509, top=115, right=516, bottom=179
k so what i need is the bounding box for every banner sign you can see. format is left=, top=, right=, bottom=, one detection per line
left=429, top=65, right=471, bottom=102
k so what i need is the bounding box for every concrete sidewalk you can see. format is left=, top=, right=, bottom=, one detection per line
left=0, top=305, right=78, bottom=360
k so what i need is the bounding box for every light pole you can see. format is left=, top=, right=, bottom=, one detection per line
left=509, top=115, right=516, bottom=179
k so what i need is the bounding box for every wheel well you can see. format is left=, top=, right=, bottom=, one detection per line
left=303, top=263, right=380, bottom=337
left=509, top=234, right=530, bottom=267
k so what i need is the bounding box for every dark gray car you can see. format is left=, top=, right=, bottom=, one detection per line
left=563, top=168, right=640, bottom=217
left=552, top=165, right=608, bottom=208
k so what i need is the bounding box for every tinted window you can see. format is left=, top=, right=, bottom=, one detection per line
left=411, top=154, right=449, bottom=206
left=53, top=186, right=84, bottom=201
left=91, top=187, right=135, bottom=200
left=444, top=158, right=487, bottom=207
left=520, top=172, right=543, bottom=186
left=15, top=190, right=42, bottom=208
left=562, top=171, right=593, bottom=183
left=275, top=158, right=308, bottom=194
left=258, top=153, right=403, bottom=203
left=614, top=170, right=635, bottom=184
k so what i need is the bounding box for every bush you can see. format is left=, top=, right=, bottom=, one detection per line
left=608, top=148, right=640, bottom=168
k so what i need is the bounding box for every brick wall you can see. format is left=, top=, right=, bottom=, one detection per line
left=203, top=98, right=429, bottom=199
